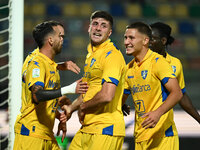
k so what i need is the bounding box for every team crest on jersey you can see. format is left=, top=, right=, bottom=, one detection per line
left=141, top=70, right=148, bottom=79
left=90, top=58, right=96, bottom=67
left=171, top=65, right=176, bottom=73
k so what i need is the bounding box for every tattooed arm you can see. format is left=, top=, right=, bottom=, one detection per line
left=31, top=84, right=62, bottom=104
left=31, top=79, right=88, bottom=104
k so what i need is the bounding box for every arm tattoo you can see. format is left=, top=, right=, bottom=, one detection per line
left=31, top=84, right=62, bottom=104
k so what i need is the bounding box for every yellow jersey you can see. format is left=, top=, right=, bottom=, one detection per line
left=21, top=48, right=39, bottom=109
left=124, top=49, right=178, bottom=142
left=166, top=52, right=185, bottom=93
left=81, top=39, right=126, bottom=136
left=14, top=51, right=60, bottom=140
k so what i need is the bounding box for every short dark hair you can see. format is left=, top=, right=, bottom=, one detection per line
left=126, top=22, right=152, bottom=39
left=150, top=22, right=174, bottom=45
left=32, top=20, right=64, bottom=48
left=90, top=10, right=113, bottom=28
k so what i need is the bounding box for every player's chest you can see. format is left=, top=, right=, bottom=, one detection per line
left=127, top=63, right=154, bottom=85
left=45, top=64, right=60, bottom=88
left=84, top=52, right=103, bottom=79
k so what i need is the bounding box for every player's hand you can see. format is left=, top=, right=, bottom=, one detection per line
left=58, top=96, right=71, bottom=107
left=75, top=78, right=88, bottom=94
left=122, top=104, right=130, bottom=116
left=57, top=122, right=67, bottom=143
left=141, top=110, right=161, bottom=129
left=78, top=107, right=85, bottom=125
left=57, top=61, right=80, bottom=74
left=62, top=105, right=72, bottom=120
left=57, top=112, right=67, bottom=143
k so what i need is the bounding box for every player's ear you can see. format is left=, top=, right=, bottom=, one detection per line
left=48, top=36, right=53, bottom=46
left=143, top=36, right=150, bottom=45
left=108, top=29, right=112, bottom=37
left=161, top=37, right=167, bottom=45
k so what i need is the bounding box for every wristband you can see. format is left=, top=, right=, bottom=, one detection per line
left=61, top=82, right=77, bottom=95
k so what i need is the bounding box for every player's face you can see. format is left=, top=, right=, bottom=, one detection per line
left=124, top=28, right=145, bottom=56
left=88, top=18, right=112, bottom=46
left=52, top=25, right=65, bottom=55
left=149, top=28, right=164, bottom=54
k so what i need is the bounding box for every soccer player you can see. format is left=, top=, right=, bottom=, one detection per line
left=123, top=22, right=183, bottom=150
left=62, top=11, right=126, bottom=150
left=21, top=39, right=81, bottom=141
left=13, top=20, right=88, bottom=150
left=149, top=22, right=200, bottom=124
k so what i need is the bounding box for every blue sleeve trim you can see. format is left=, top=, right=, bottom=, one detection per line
left=20, top=124, right=30, bottom=136
left=102, top=125, right=113, bottom=136
left=101, top=77, right=119, bottom=86
left=124, top=89, right=131, bottom=95
left=35, top=81, right=44, bottom=88
left=165, top=126, right=174, bottom=137
left=101, top=78, right=106, bottom=85
left=161, top=83, right=169, bottom=102
left=182, top=88, right=186, bottom=94
left=161, top=77, right=169, bottom=85
left=22, top=77, right=25, bottom=83
left=109, top=77, right=119, bottom=86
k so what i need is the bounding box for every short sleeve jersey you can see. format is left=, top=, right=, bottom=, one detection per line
left=14, top=52, right=60, bottom=140
left=80, top=39, right=126, bottom=136
left=21, top=48, right=39, bottom=110
left=124, top=49, right=178, bottom=142
left=166, top=53, right=186, bottom=94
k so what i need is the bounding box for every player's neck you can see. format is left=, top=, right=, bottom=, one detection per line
left=135, top=48, right=148, bottom=64
left=40, top=47, right=55, bottom=60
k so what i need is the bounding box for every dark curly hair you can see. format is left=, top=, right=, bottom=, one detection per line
left=150, top=22, right=174, bottom=45
left=32, top=20, right=64, bottom=48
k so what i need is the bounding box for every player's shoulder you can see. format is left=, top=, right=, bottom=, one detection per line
left=28, top=53, right=45, bottom=67
left=104, top=43, right=124, bottom=60
left=151, top=51, right=166, bottom=64
left=167, top=53, right=182, bottom=65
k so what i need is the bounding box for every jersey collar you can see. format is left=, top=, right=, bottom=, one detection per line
left=87, top=39, right=111, bottom=53
left=134, top=49, right=153, bottom=66
left=38, top=52, right=56, bottom=66
left=165, top=52, right=171, bottom=64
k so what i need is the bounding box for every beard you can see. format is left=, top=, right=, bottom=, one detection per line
left=54, top=43, right=62, bottom=55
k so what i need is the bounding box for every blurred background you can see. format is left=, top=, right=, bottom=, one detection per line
left=0, top=0, right=200, bottom=149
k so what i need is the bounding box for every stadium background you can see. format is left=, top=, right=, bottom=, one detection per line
left=0, top=0, right=200, bottom=149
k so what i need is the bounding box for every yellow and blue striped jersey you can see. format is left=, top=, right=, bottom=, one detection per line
left=15, top=52, right=60, bottom=140
left=81, top=39, right=126, bottom=136
left=166, top=52, right=185, bottom=94
left=124, top=49, right=178, bottom=142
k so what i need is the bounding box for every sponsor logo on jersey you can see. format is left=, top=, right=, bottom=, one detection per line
left=48, top=80, right=59, bottom=88
left=131, top=84, right=151, bottom=95
left=50, top=71, right=55, bottom=74
left=141, top=70, right=148, bottom=79
left=128, top=76, right=134, bottom=78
